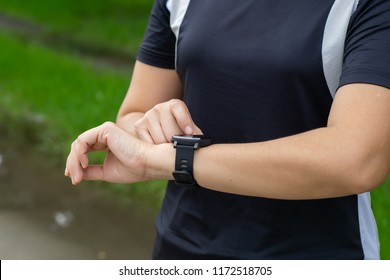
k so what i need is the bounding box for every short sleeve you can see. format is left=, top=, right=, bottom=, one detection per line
left=339, top=0, right=390, bottom=90
left=137, top=0, right=176, bottom=69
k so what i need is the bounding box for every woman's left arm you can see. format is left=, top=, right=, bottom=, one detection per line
left=192, top=83, right=390, bottom=199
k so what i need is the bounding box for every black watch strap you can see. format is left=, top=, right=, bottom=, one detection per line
left=171, top=135, right=211, bottom=186
left=172, top=144, right=197, bottom=185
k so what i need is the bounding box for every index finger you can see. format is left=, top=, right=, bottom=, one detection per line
left=169, top=99, right=195, bottom=135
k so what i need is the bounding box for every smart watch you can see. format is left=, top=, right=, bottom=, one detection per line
left=171, top=135, right=212, bottom=186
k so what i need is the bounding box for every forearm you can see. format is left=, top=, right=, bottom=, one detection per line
left=195, top=128, right=356, bottom=199
left=147, top=126, right=388, bottom=200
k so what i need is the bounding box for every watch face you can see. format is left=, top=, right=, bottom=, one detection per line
left=171, top=135, right=201, bottom=145
left=173, top=135, right=202, bottom=140
left=171, top=135, right=212, bottom=147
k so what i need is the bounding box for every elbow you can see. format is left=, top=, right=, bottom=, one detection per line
left=116, top=107, right=128, bottom=124
left=343, top=157, right=389, bottom=195
left=116, top=113, right=124, bottom=125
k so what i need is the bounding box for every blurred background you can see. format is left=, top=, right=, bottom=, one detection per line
left=0, top=0, right=163, bottom=259
left=0, top=0, right=389, bottom=260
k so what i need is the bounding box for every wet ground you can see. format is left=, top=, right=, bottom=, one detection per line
left=0, top=140, right=159, bottom=259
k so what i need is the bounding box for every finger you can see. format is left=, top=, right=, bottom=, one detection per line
left=134, top=118, right=157, bottom=144
left=149, top=123, right=168, bottom=144
left=79, top=153, right=89, bottom=169
left=69, top=159, right=84, bottom=185
left=67, top=165, right=83, bottom=185
left=82, top=165, right=104, bottom=181
left=66, top=146, right=84, bottom=185
left=135, top=126, right=154, bottom=144
left=76, top=125, right=109, bottom=153
left=141, top=111, right=168, bottom=144
left=160, top=110, right=185, bottom=142
left=169, top=99, right=194, bottom=135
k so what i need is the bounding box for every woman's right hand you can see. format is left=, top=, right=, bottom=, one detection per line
left=134, top=99, right=203, bottom=144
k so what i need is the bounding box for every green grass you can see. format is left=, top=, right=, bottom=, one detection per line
left=371, top=180, right=390, bottom=259
left=0, top=0, right=154, bottom=56
left=0, top=31, right=127, bottom=137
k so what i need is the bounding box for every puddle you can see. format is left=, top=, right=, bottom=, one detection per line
left=0, top=139, right=159, bottom=259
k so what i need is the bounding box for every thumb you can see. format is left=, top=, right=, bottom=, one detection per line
left=82, top=165, right=104, bottom=181
left=193, top=124, right=203, bottom=135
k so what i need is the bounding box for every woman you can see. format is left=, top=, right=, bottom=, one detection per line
left=66, top=0, right=390, bottom=259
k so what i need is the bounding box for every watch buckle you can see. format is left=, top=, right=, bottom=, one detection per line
left=172, top=170, right=196, bottom=186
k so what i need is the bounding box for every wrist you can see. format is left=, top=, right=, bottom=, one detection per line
left=144, top=143, right=175, bottom=180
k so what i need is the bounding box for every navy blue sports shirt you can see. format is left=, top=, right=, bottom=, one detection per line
left=137, top=0, right=390, bottom=259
